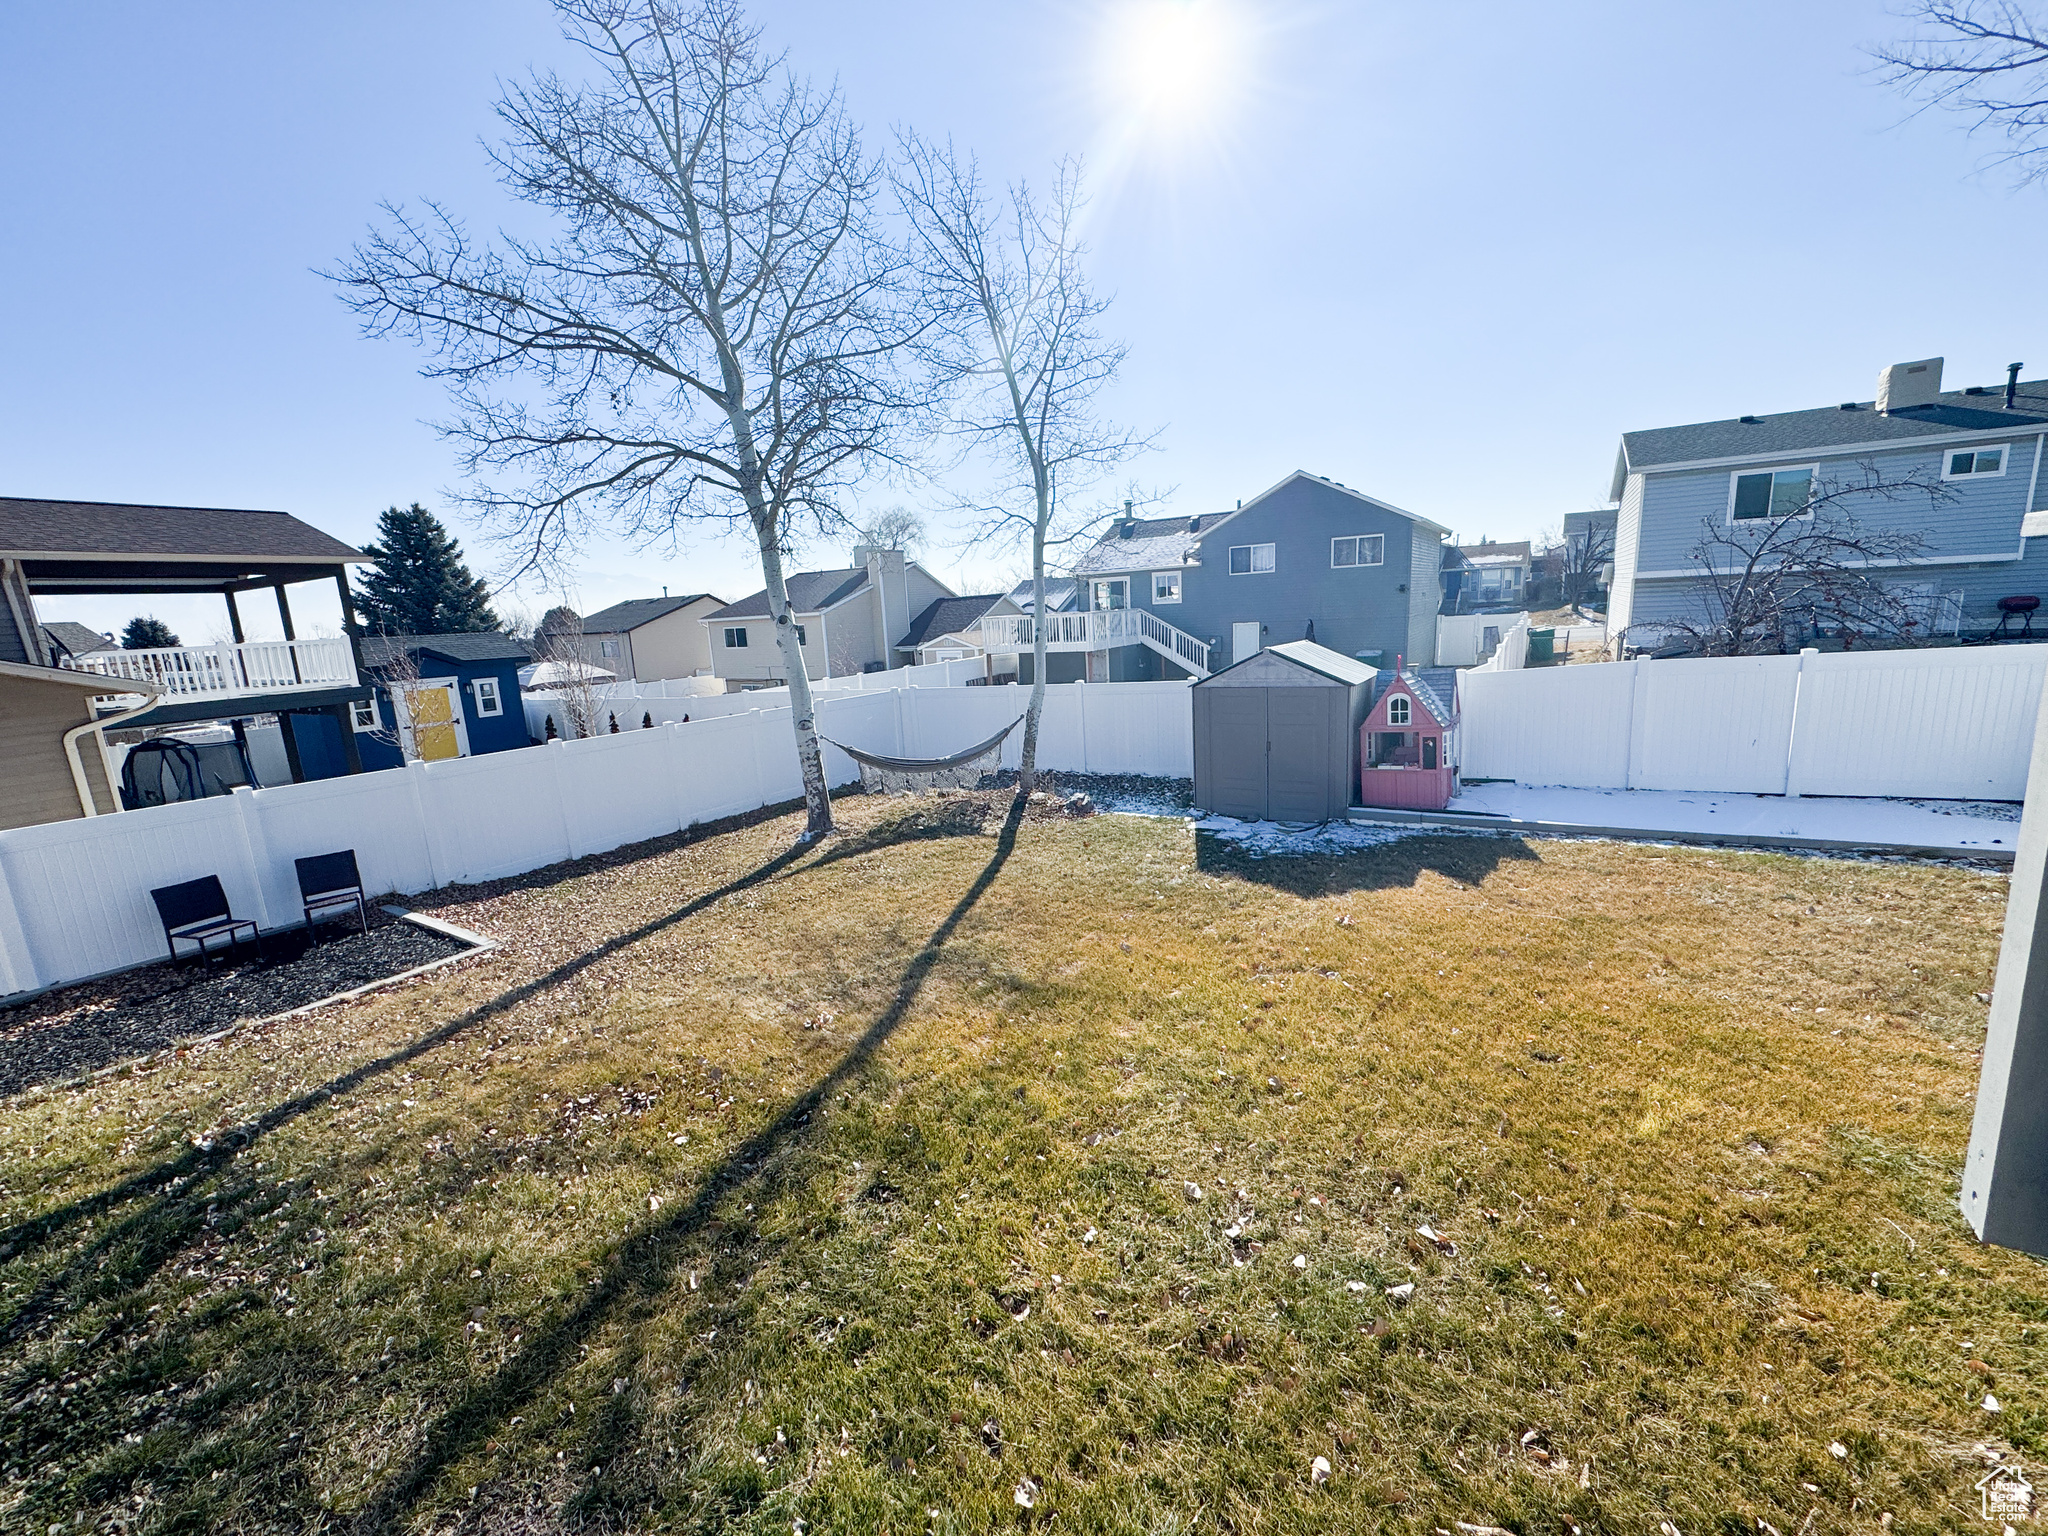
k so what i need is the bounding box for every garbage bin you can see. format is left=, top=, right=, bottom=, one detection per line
left=1528, top=627, right=1555, bottom=663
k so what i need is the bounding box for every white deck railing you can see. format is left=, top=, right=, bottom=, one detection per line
left=59, top=637, right=358, bottom=702
left=977, top=610, right=1209, bottom=674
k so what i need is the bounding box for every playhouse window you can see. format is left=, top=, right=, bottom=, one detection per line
left=349, top=698, right=379, bottom=732
left=472, top=677, right=503, bottom=717
left=1422, top=736, right=1437, bottom=770
left=1370, top=730, right=1420, bottom=768
left=1387, top=694, right=1411, bottom=725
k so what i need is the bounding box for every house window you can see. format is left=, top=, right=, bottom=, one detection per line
left=1730, top=466, right=1816, bottom=521
left=1387, top=694, right=1411, bottom=726
left=724, top=627, right=748, bottom=648
left=598, top=638, right=620, bottom=657
left=349, top=698, right=378, bottom=733
left=796, top=625, right=807, bottom=646
left=1229, top=543, right=1276, bottom=575
left=1946, top=445, right=2009, bottom=479
left=1152, top=570, right=1183, bottom=603
left=1330, top=535, right=1385, bottom=568
left=472, top=677, right=503, bottom=717
left=1091, top=579, right=1128, bottom=610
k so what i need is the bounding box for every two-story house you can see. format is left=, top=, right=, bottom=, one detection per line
left=575, top=593, right=725, bottom=682
left=991, top=472, right=1446, bottom=682
left=1609, top=358, right=2048, bottom=647
left=1447, top=540, right=1533, bottom=610
left=700, top=546, right=954, bottom=689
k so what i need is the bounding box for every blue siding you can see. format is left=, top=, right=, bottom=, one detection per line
left=1083, top=477, right=1437, bottom=667
left=355, top=656, right=532, bottom=772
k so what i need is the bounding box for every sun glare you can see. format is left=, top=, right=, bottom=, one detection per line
left=1101, top=0, right=1247, bottom=129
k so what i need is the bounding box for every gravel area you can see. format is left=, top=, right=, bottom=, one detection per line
left=0, top=916, right=477, bottom=1097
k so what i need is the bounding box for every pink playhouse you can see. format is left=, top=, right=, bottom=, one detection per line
left=1358, top=660, right=1458, bottom=811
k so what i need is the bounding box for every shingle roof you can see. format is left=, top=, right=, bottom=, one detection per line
left=1005, top=578, right=1078, bottom=612
left=359, top=632, right=531, bottom=669
left=706, top=567, right=870, bottom=621
left=1458, top=540, right=1531, bottom=562
left=579, top=594, right=718, bottom=634
left=1619, top=378, right=2048, bottom=484
left=897, top=594, right=1004, bottom=650
left=40, top=621, right=114, bottom=657
left=0, top=497, right=365, bottom=562
left=1072, top=514, right=1228, bottom=577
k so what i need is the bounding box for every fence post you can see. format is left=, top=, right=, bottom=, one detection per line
left=0, top=855, right=38, bottom=996
left=1782, top=647, right=1819, bottom=799
left=1622, top=660, right=1651, bottom=790
left=228, top=787, right=277, bottom=930
left=664, top=722, right=693, bottom=834
left=405, top=758, right=445, bottom=890
left=544, top=740, right=581, bottom=860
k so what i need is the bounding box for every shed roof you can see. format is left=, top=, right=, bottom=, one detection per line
left=359, top=632, right=531, bottom=669
left=1188, top=639, right=1380, bottom=689
left=579, top=594, right=718, bottom=633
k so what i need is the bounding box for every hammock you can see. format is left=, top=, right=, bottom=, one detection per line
left=820, top=715, right=1026, bottom=774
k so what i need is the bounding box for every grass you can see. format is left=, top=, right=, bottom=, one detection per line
left=0, top=791, right=2039, bottom=1535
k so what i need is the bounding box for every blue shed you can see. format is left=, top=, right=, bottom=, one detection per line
left=297, top=632, right=533, bottom=773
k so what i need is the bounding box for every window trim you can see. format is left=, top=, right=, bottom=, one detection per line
left=1944, top=444, right=2011, bottom=481
left=1726, top=463, right=1819, bottom=524
left=1228, top=542, right=1277, bottom=576
left=1151, top=569, right=1183, bottom=604
left=723, top=626, right=749, bottom=649
left=349, top=698, right=379, bottom=733
left=1330, top=534, right=1386, bottom=569
left=471, top=676, right=503, bottom=717
left=1387, top=694, right=1411, bottom=726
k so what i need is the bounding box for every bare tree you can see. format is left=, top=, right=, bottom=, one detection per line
left=894, top=139, right=1148, bottom=795
left=857, top=505, right=924, bottom=552
left=1643, top=464, right=1954, bottom=656
left=1873, top=2, right=2048, bottom=184
left=535, top=627, right=609, bottom=739
left=362, top=643, right=427, bottom=763
left=1561, top=516, right=1616, bottom=615
left=332, top=0, right=915, bottom=839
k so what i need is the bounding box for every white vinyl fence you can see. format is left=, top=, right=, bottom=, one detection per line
left=522, top=657, right=988, bottom=741
left=0, top=679, right=1192, bottom=1000
left=1461, top=645, right=2048, bottom=799
left=1470, top=616, right=1531, bottom=673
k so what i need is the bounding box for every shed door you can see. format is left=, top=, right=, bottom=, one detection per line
left=396, top=680, right=468, bottom=761
left=1267, top=689, right=1332, bottom=822
left=1202, top=690, right=1269, bottom=820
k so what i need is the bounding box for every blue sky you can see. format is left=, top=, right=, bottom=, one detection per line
left=6, top=1, right=2044, bottom=643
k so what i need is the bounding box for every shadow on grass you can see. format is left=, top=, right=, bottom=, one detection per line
left=0, top=791, right=1028, bottom=1532
left=1193, top=829, right=1541, bottom=897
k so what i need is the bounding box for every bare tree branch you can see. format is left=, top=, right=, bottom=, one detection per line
left=1872, top=2, right=2048, bottom=184
left=331, top=0, right=921, bottom=838
left=893, top=136, right=1153, bottom=792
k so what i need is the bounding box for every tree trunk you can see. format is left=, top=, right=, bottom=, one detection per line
left=1018, top=514, right=1049, bottom=798
left=755, top=522, right=836, bottom=839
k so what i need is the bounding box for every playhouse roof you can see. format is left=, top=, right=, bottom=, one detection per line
left=1377, top=667, right=1455, bottom=725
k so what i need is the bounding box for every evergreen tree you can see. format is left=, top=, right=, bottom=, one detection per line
left=535, top=605, right=582, bottom=645
left=121, top=616, right=179, bottom=649
left=353, top=503, right=499, bottom=635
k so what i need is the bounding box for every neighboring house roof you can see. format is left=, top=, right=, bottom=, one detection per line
left=1072, top=513, right=1233, bottom=577
left=1261, top=639, right=1377, bottom=686
left=579, top=594, right=719, bottom=634
left=706, top=567, right=872, bottom=621
left=0, top=497, right=366, bottom=563
left=359, top=632, right=531, bottom=670
left=1458, top=541, right=1532, bottom=564
left=897, top=594, right=1004, bottom=651
left=1004, top=578, right=1079, bottom=612
left=40, top=621, right=114, bottom=657
left=1612, top=376, right=2048, bottom=498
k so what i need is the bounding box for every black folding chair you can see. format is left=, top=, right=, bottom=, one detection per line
left=295, top=849, right=368, bottom=938
left=150, top=876, right=262, bottom=969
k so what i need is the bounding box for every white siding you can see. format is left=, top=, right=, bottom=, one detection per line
left=1608, top=471, right=1644, bottom=640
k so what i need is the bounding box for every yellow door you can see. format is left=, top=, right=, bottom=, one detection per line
left=405, top=684, right=462, bottom=761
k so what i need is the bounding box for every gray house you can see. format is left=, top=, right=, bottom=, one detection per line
left=1042, top=471, right=1448, bottom=681
left=1610, top=358, right=2048, bottom=646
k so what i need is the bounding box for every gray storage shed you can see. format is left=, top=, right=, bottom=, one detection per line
left=1192, top=640, right=1375, bottom=822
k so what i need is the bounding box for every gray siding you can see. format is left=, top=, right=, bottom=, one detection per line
left=1407, top=530, right=1441, bottom=666
left=1087, top=476, right=1435, bottom=667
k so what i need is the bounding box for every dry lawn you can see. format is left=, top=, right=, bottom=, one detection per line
left=0, top=792, right=2038, bottom=1536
